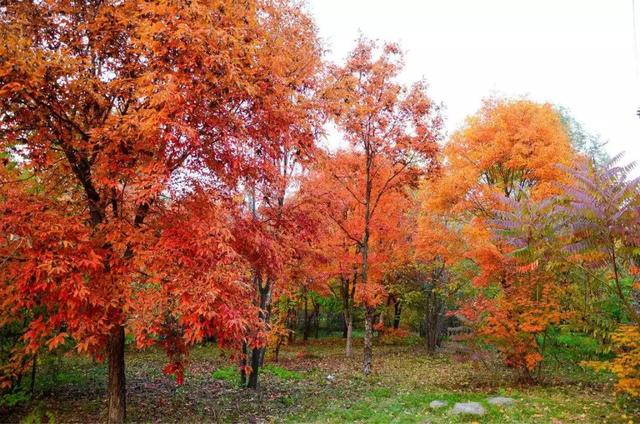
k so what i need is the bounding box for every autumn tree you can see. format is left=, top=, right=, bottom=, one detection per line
left=479, top=196, right=571, bottom=379
left=0, top=0, right=322, bottom=420
left=425, top=97, right=576, bottom=376
left=231, top=1, right=324, bottom=388
left=429, top=97, right=574, bottom=216
left=414, top=189, right=470, bottom=351
left=556, top=105, right=609, bottom=166
left=562, top=155, right=640, bottom=325
left=324, top=43, right=441, bottom=374
left=563, top=155, right=640, bottom=396
left=305, top=150, right=421, bottom=358
left=310, top=167, right=360, bottom=357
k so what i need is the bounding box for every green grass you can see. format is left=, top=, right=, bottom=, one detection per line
left=263, top=364, right=303, bottom=381
left=212, top=365, right=239, bottom=385
left=289, top=387, right=630, bottom=423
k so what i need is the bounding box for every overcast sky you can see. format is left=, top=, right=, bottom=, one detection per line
left=308, top=0, right=640, bottom=166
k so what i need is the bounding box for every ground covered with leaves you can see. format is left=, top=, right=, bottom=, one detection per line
left=2, top=336, right=639, bottom=423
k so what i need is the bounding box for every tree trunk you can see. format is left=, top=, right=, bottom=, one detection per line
left=288, top=309, right=296, bottom=343
left=361, top=150, right=373, bottom=377
left=240, top=342, right=248, bottom=386
left=303, top=290, right=310, bottom=342
left=424, top=290, right=444, bottom=352
left=345, top=313, right=353, bottom=358
left=341, top=274, right=356, bottom=358
left=363, top=307, right=374, bottom=376
left=247, top=276, right=272, bottom=389
left=274, top=339, right=282, bottom=363
left=107, top=325, right=126, bottom=424
left=393, top=301, right=402, bottom=329
left=247, top=346, right=263, bottom=389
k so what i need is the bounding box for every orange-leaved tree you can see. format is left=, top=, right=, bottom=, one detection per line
left=429, top=98, right=574, bottom=215
left=0, top=0, right=321, bottom=421
left=426, top=98, right=576, bottom=377
left=318, top=34, right=442, bottom=372
left=230, top=0, right=325, bottom=389
left=307, top=151, right=418, bottom=358
left=414, top=186, right=470, bottom=351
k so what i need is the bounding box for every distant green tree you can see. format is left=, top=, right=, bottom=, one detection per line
left=555, top=106, right=609, bottom=165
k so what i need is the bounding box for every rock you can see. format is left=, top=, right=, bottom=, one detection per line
left=451, top=402, right=486, bottom=416
left=325, top=374, right=336, bottom=383
left=487, top=396, right=516, bottom=406
left=429, top=400, right=447, bottom=409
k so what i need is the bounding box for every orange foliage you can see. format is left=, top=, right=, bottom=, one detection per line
left=306, top=151, right=417, bottom=307
left=0, top=0, right=322, bottom=393
left=428, top=98, right=574, bottom=215
left=586, top=325, right=640, bottom=397
left=425, top=98, right=576, bottom=377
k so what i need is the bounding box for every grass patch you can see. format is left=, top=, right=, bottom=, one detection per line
left=289, top=387, right=631, bottom=423
left=263, top=364, right=303, bottom=381
left=211, top=365, right=239, bottom=385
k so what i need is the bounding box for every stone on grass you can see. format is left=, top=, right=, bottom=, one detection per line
left=429, top=400, right=447, bottom=409
left=451, top=402, right=486, bottom=416
left=487, top=396, right=516, bottom=406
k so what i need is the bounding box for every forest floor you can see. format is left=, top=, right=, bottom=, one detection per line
left=2, top=335, right=639, bottom=423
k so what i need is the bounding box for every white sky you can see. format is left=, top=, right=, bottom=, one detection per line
left=308, top=0, right=640, bottom=166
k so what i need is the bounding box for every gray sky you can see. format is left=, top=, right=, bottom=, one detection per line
left=308, top=0, right=640, bottom=167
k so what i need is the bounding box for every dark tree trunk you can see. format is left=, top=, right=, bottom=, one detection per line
left=340, top=274, right=356, bottom=357
left=240, top=342, right=248, bottom=386
left=107, top=325, right=126, bottom=424
left=247, top=276, right=271, bottom=389
left=424, top=290, right=445, bottom=352
left=287, top=308, right=296, bottom=343
left=361, top=152, right=373, bottom=377
left=274, top=339, right=282, bottom=363
left=247, top=346, right=264, bottom=389
left=363, top=306, right=374, bottom=375
left=393, top=301, right=402, bottom=329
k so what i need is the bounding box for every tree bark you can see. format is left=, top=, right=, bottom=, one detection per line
left=345, top=315, right=353, bottom=357
left=341, top=274, right=356, bottom=358
left=247, top=346, right=263, bottom=389
left=240, top=342, right=248, bottom=386
left=424, top=288, right=446, bottom=352
left=107, top=325, right=126, bottom=424
left=247, top=275, right=271, bottom=389
left=363, top=306, right=374, bottom=376
left=361, top=149, right=373, bottom=376
left=393, top=300, right=402, bottom=329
